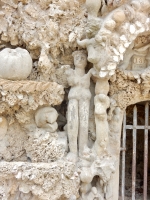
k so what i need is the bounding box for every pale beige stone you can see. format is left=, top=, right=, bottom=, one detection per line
left=0, top=0, right=150, bottom=199
left=65, top=50, right=94, bottom=161
left=0, top=47, right=32, bottom=80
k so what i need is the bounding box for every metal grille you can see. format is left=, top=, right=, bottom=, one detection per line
left=121, top=102, right=149, bottom=200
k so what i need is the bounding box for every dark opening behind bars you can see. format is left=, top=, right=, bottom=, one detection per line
left=121, top=102, right=149, bottom=200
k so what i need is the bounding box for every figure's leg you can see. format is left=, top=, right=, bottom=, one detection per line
left=67, top=99, right=78, bottom=161
left=94, top=116, right=109, bottom=156
left=80, top=182, right=92, bottom=199
left=78, top=99, right=90, bottom=156
left=93, top=94, right=110, bottom=156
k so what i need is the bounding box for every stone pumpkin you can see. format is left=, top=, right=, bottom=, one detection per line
left=0, top=47, right=32, bottom=80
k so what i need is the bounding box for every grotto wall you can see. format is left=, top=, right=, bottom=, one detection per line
left=0, top=0, right=150, bottom=199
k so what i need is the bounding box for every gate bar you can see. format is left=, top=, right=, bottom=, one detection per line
left=126, top=125, right=150, bottom=130
left=143, top=102, right=149, bottom=200
left=121, top=103, right=150, bottom=199
left=121, top=111, right=126, bottom=200
left=132, top=106, right=137, bottom=200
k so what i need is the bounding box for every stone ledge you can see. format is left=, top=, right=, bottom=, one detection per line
left=0, top=79, right=64, bottom=112
left=0, top=161, right=80, bottom=200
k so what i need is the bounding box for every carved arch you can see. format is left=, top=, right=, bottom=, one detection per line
left=78, top=1, right=150, bottom=78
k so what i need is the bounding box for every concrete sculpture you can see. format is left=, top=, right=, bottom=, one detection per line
left=66, top=50, right=94, bottom=161
left=0, top=0, right=150, bottom=199
left=0, top=47, right=32, bottom=80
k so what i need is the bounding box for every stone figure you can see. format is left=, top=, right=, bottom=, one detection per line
left=77, top=38, right=116, bottom=78
left=65, top=50, right=94, bottom=161
left=25, top=107, right=65, bottom=163
left=90, top=70, right=110, bottom=156
left=35, top=106, right=58, bottom=132
left=1, top=0, right=150, bottom=199
left=94, top=94, right=110, bottom=156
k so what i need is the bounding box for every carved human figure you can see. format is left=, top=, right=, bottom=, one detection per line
left=91, top=70, right=110, bottom=156
left=66, top=50, right=93, bottom=161
left=94, top=94, right=110, bottom=156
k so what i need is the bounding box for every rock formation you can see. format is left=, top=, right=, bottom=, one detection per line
left=0, top=0, right=150, bottom=199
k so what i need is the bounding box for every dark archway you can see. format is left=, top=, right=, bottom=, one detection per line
left=120, top=102, right=150, bottom=200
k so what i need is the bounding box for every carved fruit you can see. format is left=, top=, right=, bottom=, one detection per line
left=105, top=19, right=116, bottom=31
left=112, top=10, right=126, bottom=23
left=0, top=48, right=32, bottom=80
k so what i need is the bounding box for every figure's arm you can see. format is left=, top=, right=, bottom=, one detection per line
left=65, top=67, right=77, bottom=87
left=86, top=67, right=98, bottom=78
left=64, top=65, right=74, bottom=76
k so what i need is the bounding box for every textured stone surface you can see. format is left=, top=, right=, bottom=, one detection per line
left=0, top=0, right=150, bottom=199
left=0, top=161, right=80, bottom=200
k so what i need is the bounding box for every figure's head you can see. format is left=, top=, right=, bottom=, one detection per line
left=72, top=50, right=87, bottom=69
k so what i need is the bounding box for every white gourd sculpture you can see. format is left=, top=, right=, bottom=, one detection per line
left=0, top=47, right=32, bottom=80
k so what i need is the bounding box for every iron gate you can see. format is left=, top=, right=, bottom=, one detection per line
left=120, top=102, right=149, bottom=200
